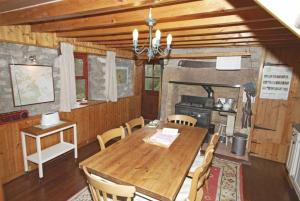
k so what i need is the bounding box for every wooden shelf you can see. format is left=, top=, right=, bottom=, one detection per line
left=169, top=81, right=241, bottom=88
left=27, top=142, right=75, bottom=164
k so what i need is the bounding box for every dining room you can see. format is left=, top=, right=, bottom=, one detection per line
left=0, top=1, right=300, bottom=201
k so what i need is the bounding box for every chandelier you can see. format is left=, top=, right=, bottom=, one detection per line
left=132, top=8, right=172, bottom=61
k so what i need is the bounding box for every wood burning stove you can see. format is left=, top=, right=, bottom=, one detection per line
left=175, top=95, right=213, bottom=128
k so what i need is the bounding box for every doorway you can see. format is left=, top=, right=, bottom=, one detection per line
left=141, top=60, right=163, bottom=120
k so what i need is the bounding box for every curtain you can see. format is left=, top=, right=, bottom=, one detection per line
left=105, top=51, right=118, bottom=102
left=55, top=42, right=77, bottom=112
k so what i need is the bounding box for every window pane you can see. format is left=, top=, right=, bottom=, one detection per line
left=75, top=58, right=84, bottom=76
left=145, top=78, right=152, bottom=90
left=145, top=65, right=153, bottom=77
left=153, top=78, right=160, bottom=91
left=76, top=79, right=86, bottom=99
left=153, top=65, right=161, bottom=77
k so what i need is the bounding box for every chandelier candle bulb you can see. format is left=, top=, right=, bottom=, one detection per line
left=149, top=8, right=152, bottom=19
left=167, top=34, right=172, bottom=45
left=133, top=29, right=138, bottom=41
left=155, top=29, right=161, bottom=46
left=152, top=37, right=157, bottom=47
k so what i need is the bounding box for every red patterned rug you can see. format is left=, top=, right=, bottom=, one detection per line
left=203, top=157, right=244, bottom=201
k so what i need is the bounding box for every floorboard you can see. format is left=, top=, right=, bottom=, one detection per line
left=3, top=141, right=299, bottom=201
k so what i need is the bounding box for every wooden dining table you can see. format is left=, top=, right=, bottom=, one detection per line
left=80, top=122, right=207, bottom=201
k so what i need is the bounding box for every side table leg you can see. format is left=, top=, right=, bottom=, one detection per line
left=60, top=131, right=64, bottom=143
left=36, top=137, right=43, bottom=178
left=21, top=132, right=29, bottom=172
left=73, top=125, right=78, bottom=159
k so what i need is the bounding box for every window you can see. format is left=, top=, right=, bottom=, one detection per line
left=144, top=63, right=162, bottom=92
left=74, top=53, right=88, bottom=100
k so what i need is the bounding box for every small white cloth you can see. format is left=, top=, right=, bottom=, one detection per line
left=189, top=152, right=205, bottom=173
left=175, top=177, right=192, bottom=201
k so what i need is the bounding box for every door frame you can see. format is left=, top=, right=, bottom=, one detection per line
left=141, top=59, right=164, bottom=119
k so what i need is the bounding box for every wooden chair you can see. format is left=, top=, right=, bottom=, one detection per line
left=176, top=149, right=214, bottom=201
left=189, top=133, right=219, bottom=173
left=83, top=166, right=136, bottom=201
left=125, top=116, right=145, bottom=135
left=208, top=132, right=220, bottom=148
left=97, top=127, right=125, bottom=151
left=189, top=149, right=214, bottom=201
left=167, top=114, right=197, bottom=127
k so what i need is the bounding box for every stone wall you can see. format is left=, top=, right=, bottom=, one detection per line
left=88, top=55, right=134, bottom=100
left=0, top=42, right=59, bottom=116
left=0, top=42, right=135, bottom=116
left=116, top=58, right=134, bottom=98
left=161, top=46, right=264, bottom=132
left=88, top=55, right=106, bottom=100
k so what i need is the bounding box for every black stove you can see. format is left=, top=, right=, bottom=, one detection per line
left=175, top=95, right=213, bottom=128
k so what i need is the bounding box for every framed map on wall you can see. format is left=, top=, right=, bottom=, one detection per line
left=116, top=67, right=128, bottom=84
left=9, top=64, right=55, bottom=106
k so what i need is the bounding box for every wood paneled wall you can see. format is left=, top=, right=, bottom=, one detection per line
left=0, top=95, right=141, bottom=184
left=0, top=25, right=133, bottom=59
left=0, top=178, right=4, bottom=201
left=250, top=46, right=300, bottom=163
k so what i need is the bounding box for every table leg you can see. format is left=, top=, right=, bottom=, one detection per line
left=73, top=125, right=78, bottom=159
left=21, top=132, right=29, bottom=172
left=60, top=131, right=64, bottom=143
left=36, top=137, right=43, bottom=178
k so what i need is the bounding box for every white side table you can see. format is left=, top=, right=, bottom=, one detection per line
left=20, top=121, right=78, bottom=178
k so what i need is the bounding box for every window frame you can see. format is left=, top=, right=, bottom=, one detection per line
left=143, top=61, right=163, bottom=94
left=74, top=52, right=89, bottom=100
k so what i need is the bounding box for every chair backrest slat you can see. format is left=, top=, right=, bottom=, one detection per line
left=83, top=167, right=136, bottom=201
left=167, top=114, right=197, bottom=127
left=97, top=127, right=125, bottom=151
left=125, top=116, right=145, bottom=135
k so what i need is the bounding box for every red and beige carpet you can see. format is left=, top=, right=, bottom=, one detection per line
left=203, top=157, right=244, bottom=201
left=69, top=157, right=244, bottom=201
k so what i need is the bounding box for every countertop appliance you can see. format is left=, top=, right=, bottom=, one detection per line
left=286, top=124, right=300, bottom=199
left=175, top=95, right=213, bottom=128
left=41, top=112, right=60, bottom=126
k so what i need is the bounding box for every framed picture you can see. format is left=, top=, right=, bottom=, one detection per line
left=9, top=64, right=55, bottom=106
left=116, top=67, right=128, bottom=84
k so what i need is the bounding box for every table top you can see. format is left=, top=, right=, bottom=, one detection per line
left=21, top=121, right=75, bottom=136
left=80, top=123, right=207, bottom=201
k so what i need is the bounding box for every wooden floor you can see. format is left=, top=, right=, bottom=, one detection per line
left=3, top=141, right=299, bottom=201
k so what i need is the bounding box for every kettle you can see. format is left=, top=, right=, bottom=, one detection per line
left=223, top=98, right=235, bottom=111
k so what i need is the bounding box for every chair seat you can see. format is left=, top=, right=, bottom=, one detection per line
left=175, top=177, right=192, bottom=201
left=189, top=153, right=204, bottom=173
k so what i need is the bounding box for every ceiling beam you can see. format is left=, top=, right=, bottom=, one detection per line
left=80, top=33, right=294, bottom=45
left=254, top=0, right=300, bottom=38
left=126, top=41, right=299, bottom=50
left=0, top=0, right=60, bottom=14
left=58, top=22, right=284, bottom=38
left=77, top=27, right=290, bottom=42
left=0, top=0, right=197, bottom=25
left=106, top=38, right=297, bottom=48
left=31, top=1, right=259, bottom=32
left=137, top=51, right=252, bottom=60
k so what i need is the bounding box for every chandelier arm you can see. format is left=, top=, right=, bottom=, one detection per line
left=134, top=47, right=148, bottom=55
left=157, top=47, right=166, bottom=56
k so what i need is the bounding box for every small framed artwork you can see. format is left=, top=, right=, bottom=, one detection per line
left=9, top=64, right=55, bottom=106
left=116, top=67, right=128, bottom=84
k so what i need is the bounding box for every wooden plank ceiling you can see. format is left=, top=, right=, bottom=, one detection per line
left=0, top=0, right=299, bottom=50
